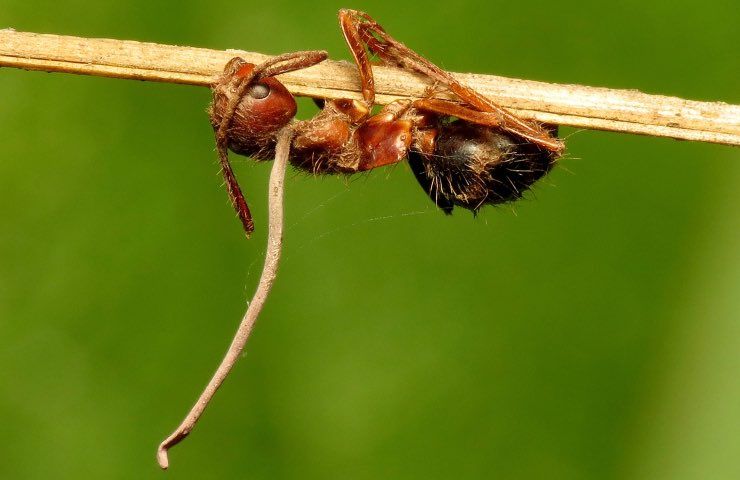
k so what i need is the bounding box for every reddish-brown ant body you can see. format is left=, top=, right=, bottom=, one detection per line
left=210, top=9, right=565, bottom=235
left=159, top=10, right=567, bottom=465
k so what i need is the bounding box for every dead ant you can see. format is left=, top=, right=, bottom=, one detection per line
left=157, top=9, right=565, bottom=467
left=209, top=8, right=564, bottom=236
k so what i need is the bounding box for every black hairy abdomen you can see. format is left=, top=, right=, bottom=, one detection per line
left=408, top=122, right=558, bottom=214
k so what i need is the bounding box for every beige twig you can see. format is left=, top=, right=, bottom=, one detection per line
left=156, top=125, right=294, bottom=470
left=1, top=29, right=738, bottom=146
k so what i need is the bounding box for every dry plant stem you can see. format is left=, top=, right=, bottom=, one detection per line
left=156, top=126, right=295, bottom=470
left=1, top=29, right=738, bottom=146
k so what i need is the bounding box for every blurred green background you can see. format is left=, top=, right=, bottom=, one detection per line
left=1, top=0, right=738, bottom=478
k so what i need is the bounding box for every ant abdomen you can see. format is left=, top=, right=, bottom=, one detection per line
left=408, top=122, right=558, bottom=214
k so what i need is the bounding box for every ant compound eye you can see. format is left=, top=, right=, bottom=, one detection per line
left=248, top=83, right=270, bottom=99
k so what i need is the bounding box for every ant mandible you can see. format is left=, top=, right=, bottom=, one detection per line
left=209, top=9, right=565, bottom=236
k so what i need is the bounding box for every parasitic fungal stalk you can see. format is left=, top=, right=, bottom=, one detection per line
left=156, top=125, right=295, bottom=469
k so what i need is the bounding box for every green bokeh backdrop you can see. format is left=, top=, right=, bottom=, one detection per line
left=1, top=1, right=738, bottom=479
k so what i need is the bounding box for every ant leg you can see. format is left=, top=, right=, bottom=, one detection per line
left=344, top=9, right=563, bottom=154
left=413, top=99, right=563, bottom=152
left=414, top=98, right=505, bottom=129
left=345, top=10, right=474, bottom=101
left=338, top=9, right=376, bottom=115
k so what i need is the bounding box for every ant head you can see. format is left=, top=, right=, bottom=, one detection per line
left=210, top=52, right=328, bottom=156
left=208, top=52, right=328, bottom=236
left=211, top=58, right=296, bottom=148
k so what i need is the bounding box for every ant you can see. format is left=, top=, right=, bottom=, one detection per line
left=157, top=10, right=566, bottom=467
left=210, top=9, right=564, bottom=236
